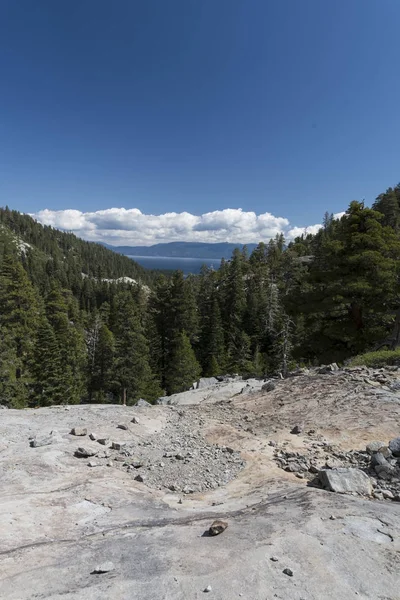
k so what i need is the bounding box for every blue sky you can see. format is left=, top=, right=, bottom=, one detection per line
left=1, top=0, right=400, bottom=245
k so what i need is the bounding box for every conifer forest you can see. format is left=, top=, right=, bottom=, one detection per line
left=2, top=185, right=400, bottom=408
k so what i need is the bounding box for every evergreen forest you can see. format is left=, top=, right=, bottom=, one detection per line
left=2, top=185, right=400, bottom=408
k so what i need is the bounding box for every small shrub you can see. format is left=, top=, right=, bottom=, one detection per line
left=348, top=348, right=400, bottom=368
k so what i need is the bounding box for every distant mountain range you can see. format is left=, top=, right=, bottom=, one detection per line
left=102, top=241, right=258, bottom=259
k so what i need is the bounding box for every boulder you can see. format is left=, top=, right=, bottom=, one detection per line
left=370, top=452, right=391, bottom=468
left=29, top=436, right=52, bottom=448
left=70, top=427, right=87, bottom=436
left=196, top=377, right=218, bottom=389
left=319, top=468, right=372, bottom=495
left=290, top=425, right=302, bottom=435
left=288, top=367, right=309, bottom=377
left=92, top=561, right=115, bottom=574
left=135, top=398, right=152, bottom=407
left=97, top=438, right=109, bottom=446
left=111, top=442, right=126, bottom=451
left=155, top=396, right=171, bottom=405
left=208, top=520, right=228, bottom=536
left=366, top=441, right=389, bottom=456
left=318, top=363, right=339, bottom=374
left=117, top=424, right=128, bottom=430
left=375, top=464, right=393, bottom=479
left=262, top=381, right=275, bottom=392
left=285, top=462, right=303, bottom=473
left=74, top=447, right=98, bottom=458
left=388, top=437, right=400, bottom=457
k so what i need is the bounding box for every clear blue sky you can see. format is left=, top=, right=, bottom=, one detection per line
left=1, top=0, right=400, bottom=232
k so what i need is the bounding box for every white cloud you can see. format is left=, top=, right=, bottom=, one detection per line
left=286, top=224, right=322, bottom=240
left=31, top=206, right=343, bottom=246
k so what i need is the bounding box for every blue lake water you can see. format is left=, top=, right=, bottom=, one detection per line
left=126, top=255, right=222, bottom=275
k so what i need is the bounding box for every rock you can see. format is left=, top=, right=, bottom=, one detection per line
left=29, top=436, right=52, bottom=448
left=97, top=438, right=109, bottom=445
left=262, top=381, right=275, bottom=392
left=92, top=561, right=115, bottom=574
left=117, top=424, right=128, bottom=430
left=155, top=396, right=171, bottom=405
left=364, top=378, right=381, bottom=388
left=111, top=442, right=126, bottom=450
left=270, top=556, right=279, bottom=562
left=283, top=568, right=293, bottom=576
left=375, top=464, right=393, bottom=478
left=366, top=441, right=389, bottom=456
left=135, top=398, right=152, bottom=407
left=319, top=468, right=372, bottom=496
left=131, top=417, right=139, bottom=424
left=89, top=433, right=97, bottom=440
left=370, top=452, right=390, bottom=468
left=196, top=377, right=218, bottom=389
left=87, top=461, right=97, bottom=467
left=325, top=459, right=342, bottom=469
left=75, top=447, right=98, bottom=458
left=318, top=363, right=339, bottom=374
left=208, top=520, right=228, bottom=536
left=291, top=425, right=302, bottom=435
left=288, top=367, right=309, bottom=376
left=70, top=427, right=87, bottom=436
left=268, top=440, right=277, bottom=447
left=285, top=462, right=303, bottom=473
left=203, top=585, right=212, bottom=592
left=382, top=489, right=394, bottom=499
left=135, top=474, right=145, bottom=482
left=389, top=437, right=400, bottom=457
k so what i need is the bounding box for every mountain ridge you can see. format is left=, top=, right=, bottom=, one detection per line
left=102, top=241, right=258, bottom=259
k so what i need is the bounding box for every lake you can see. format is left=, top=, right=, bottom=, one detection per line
left=126, top=255, right=222, bottom=275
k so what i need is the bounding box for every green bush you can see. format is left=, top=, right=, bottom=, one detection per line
left=348, top=348, right=400, bottom=368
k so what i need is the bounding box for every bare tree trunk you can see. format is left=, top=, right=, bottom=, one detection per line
left=122, top=388, right=126, bottom=406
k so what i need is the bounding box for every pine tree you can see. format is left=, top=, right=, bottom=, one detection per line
left=164, top=331, right=201, bottom=395
left=197, top=268, right=226, bottom=375
left=44, top=283, right=86, bottom=403
left=299, top=201, right=400, bottom=361
left=373, top=188, right=400, bottom=231
left=0, top=254, right=39, bottom=406
left=223, top=248, right=247, bottom=369
left=113, top=292, right=161, bottom=404
left=86, top=312, right=115, bottom=402
left=31, top=318, right=64, bottom=406
left=0, top=325, right=27, bottom=407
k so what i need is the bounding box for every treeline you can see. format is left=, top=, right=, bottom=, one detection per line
left=2, top=187, right=400, bottom=408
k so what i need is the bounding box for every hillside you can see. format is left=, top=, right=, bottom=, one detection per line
left=0, top=207, right=153, bottom=284
left=3, top=186, right=400, bottom=411
left=1, top=367, right=399, bottom=599
left=102, top=241, right=258, bottom=258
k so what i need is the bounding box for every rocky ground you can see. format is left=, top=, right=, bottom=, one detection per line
left=1, top=366, right=400, bottom=599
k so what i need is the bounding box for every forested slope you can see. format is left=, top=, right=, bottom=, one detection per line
left=2, top=186, right=400, bottom=408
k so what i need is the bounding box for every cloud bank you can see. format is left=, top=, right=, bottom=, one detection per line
left=31, top=207, right=343, bottom=246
